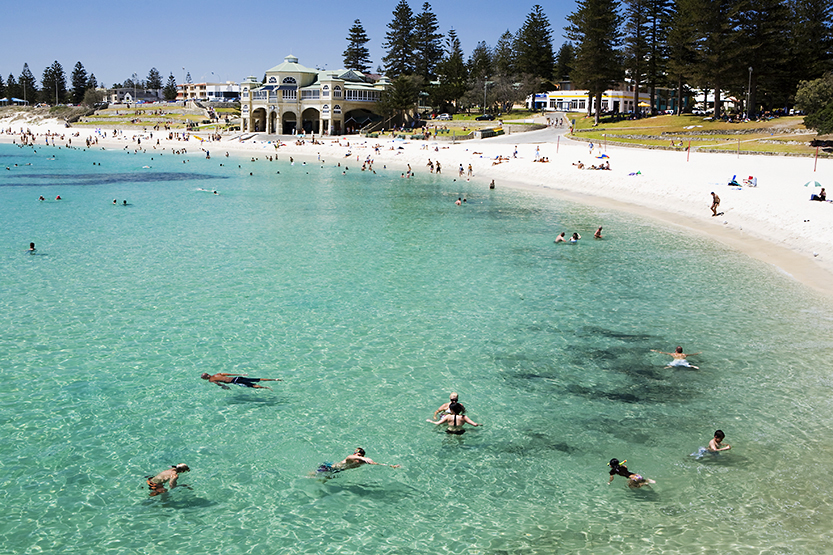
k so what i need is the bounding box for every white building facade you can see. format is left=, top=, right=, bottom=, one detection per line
left=241, top=55, right=390, bottom=135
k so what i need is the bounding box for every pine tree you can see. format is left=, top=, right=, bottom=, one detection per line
left=623, top=0, right=650, bottom=114
left=413, top=2, right=444, bottom=80
left=7, top=74, right=19, bottom=101
left=71, top=62, right=88, bottom=104
left=566, top=0, right=624, bottom=123
left=688, top=0, right=742, bottom=117
left=515, top=5, right=555, bottom=79
left=432, top=29, right=468, bottom=110
left=735, top=0, right=790, bottom=116
left=382, top=0, right=415, bottom=78
left=0, top=74, right=5, bottom=100
left=492, top=30, right=516, bottom=76
left=644, top=0, right=673, bottom=113
left=147, top=67, right=163, bottom=90
left=788, top=0, right=833, bottom=82
left=163, top=73, right=178, bottom=100
left=666, top=0, right=699, bottom=114
left=19, top=63, right=38, bottom=104
left=554, top=42, right=575, bottom=81
left=343, top=19, right=372, bottom=72
left=41, top=61, right=67, bottom=105
left=468, top=41, right=493, bottom=79
left=87, top=73, right=98, bottom=90
left=185, top=72, right=192, bottom=84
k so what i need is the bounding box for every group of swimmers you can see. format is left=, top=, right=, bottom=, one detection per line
left=554, top=226, right=604, bottom=243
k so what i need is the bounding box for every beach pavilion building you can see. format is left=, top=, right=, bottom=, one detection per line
left=241, top=55, right=390, bottom=135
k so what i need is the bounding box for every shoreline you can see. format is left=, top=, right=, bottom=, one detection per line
left=3, top=116, right=832, bottom=297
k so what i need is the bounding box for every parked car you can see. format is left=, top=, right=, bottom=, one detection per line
left=475, top=114, right=495, bottom=121
left=438, top=113, right=451, bottom=120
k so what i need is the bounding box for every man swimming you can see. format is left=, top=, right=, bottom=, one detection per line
left=315, top=447, right=400, bottom=475
left=145, top=463, right=190, bottom=496
left=651, top=346, right=700, bottom=369
left=200, top=372, right=281, bottom=390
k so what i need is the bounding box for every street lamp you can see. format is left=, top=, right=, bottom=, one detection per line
left=746, top=67, right=753, bottom=120
left=483, top=78, right=492, bottom=115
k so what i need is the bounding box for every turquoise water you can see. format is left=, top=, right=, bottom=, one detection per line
left=2, top=141, right=833, bottom=554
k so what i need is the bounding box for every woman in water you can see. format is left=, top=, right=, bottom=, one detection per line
left=427, top=402, right=480, bottom=434
left=569, top=232, right=581, bottom=243
left=608, top=458, right=655, bottom=488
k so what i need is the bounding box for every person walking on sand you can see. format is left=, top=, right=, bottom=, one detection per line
left=146, top=463, right=190, bottom=496
left=651, top=346, right=700, bottom=369
left=201, top=372, right=281, bottom=389
left=711, top=192, right=721, bottom=216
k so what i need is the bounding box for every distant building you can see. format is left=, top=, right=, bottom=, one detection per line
left=241, top=54, right=391, bottom=135
left=177, top=82, right=240, bottom=102
left=108, top=88, right=163, bottom=104
left=527, top=84, right=679, bottom=114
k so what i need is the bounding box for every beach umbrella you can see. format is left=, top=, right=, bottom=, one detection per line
left=804, top=180, right=822, bottom=187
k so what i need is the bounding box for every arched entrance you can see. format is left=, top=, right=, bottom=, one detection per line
left=302, top=108, right=320, bottom=134
left=252, top=108, right=267, bottom=133
left=269, top=111, right=278, bottom=134
left=282, top=111, right=297, bottom=135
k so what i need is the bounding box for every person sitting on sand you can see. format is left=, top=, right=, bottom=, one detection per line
left=572, top=161, right=584, bottom=169
left=651, top=346, right=700, bottom=369
left=200, top=372, right=281, bottom=390
left=555, top=232, right=567, bottom=243
left=427, top=402, right=480, bottom=434
left=146, top=463, right=190, bottom=496
left=608, top=458, right=655, bottom=488
left=314, top=447, right=400, bottom=475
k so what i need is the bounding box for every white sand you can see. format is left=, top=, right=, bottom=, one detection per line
left=3, top=115, right=831, bottom=294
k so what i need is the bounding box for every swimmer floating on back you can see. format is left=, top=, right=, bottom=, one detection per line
left=608, top=458, right=655, bottom=488
left=651, top=346, right=700, bottom=369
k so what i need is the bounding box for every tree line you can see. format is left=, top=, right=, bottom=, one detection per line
left=344, top=0, right=833, bottom=124
left=0, top=62, right=181, bottom=106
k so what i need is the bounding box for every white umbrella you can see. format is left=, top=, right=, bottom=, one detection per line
left=804, top=180, right=822, bottom=187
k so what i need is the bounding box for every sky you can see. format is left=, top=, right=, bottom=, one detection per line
left=1, top=0, right=576, bottom=88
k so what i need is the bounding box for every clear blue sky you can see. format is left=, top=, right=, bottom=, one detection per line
left=1, top=0, right=575, bottom=87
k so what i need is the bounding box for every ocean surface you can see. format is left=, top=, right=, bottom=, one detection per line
left=1, top=140, right=833, bottom=554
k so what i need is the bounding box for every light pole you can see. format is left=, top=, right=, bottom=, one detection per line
left=746, top=67, right=753, bottom=120
left=483, top=79, right=492, bottom=115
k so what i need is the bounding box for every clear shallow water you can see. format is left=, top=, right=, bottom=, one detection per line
left=1, top=142, right=833, bottom=554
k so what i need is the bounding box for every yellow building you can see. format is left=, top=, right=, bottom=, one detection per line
left=241, top=55, right=390, bottom=135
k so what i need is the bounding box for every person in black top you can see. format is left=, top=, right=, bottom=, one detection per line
left=608, top=458, right=655, bottom=488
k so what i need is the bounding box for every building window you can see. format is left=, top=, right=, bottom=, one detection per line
left=301, top=90, right=320, bottom=99
left=322, top=85, right=329, bottom=97
left=333, top=105, right=341, bottom=114
left=333, top=86, right=342, bottom=99
left=268, top=76, right=277, bottom=83
left=282, top=77, right=297, bottom=84
left=282, top=89, right=297, bottom=100
left=322, top=104, right=329, bottom=113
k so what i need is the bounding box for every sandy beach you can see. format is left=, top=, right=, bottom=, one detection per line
left=3, top=114, right=831, bottom=295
